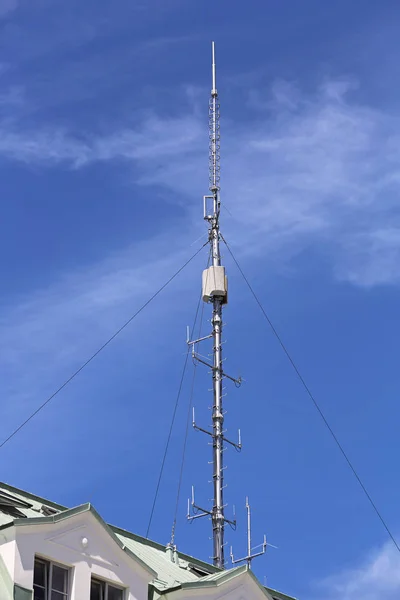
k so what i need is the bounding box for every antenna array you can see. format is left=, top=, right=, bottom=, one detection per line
left=187, top=42, right=267, bottom=571
left=187, top=41, right=241, bottom=570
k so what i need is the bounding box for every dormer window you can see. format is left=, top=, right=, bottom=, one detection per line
left=0, top=489, right=32, bottom=518
left=33, top=557, right=69, bottom=600
left=90, top=577, right=124, bottom=600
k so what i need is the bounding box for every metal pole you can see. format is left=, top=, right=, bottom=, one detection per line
left=212, top=41, right=217, bottom=96
left=212, top=298, right=224, bottom=567
left=209, top=41, right=225, bottom=569
left=246, top=497, right=251, bottom=568
left=230, top=497, right=269, bottom=569
left=188, top=41, right=242, bottom=570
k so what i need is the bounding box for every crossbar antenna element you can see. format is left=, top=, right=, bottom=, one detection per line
left=187, top=42, right=242, bottom=569
left=230, top=497, right=274, bottom=569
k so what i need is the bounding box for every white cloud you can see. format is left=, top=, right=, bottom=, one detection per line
left=0, top=113, right=203, bottom=167
left=314, top=541, right=400, bottom=600
left=1, top=80, right=400, bottom=285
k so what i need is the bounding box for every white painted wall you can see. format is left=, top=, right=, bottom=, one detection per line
left=5, top=510, right=152, bottom=600
left=0, top=528, right=17, bottom=582
left=0, top=511, right=267, bottom=600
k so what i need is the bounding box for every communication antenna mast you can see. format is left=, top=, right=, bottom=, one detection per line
left=187, top=42, right=242, bottom=569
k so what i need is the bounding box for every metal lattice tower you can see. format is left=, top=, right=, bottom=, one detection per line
left=187, top=42, right=242, bottom=569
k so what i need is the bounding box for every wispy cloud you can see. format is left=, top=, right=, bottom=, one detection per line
left=314, top=541, right=400, bottom=600
left=0, top=112, right=203, bottom=166
left=1, top=79, right=399, bottom=286
left=0, top=230, right=203, bottom=438
left=0, top=226, right=210, bottom=504
left=0, top=0, right=17, bottom=18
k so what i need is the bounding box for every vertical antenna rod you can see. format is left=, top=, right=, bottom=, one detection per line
left=230, top=498, right=269, bottom=569
left=187, top=42, right=242, bottom=569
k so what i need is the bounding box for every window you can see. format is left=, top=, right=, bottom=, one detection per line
left=90, top=578, right=124, bottom=600
left=33, top=557, right=69, bottom=600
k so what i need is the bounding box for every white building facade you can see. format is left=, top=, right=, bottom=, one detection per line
left=0, top=483, right=296, bottom=600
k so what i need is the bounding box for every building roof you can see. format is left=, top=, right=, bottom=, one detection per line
left=0, top=482, right=297, bottom=600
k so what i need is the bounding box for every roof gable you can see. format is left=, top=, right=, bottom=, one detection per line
left=0, top=482, right=65, bottom=512
left=159, top=566, right=275, bottom=599
left=14, top=502, right=156, bottom=579
left=0, top=483, right=296, bottom=600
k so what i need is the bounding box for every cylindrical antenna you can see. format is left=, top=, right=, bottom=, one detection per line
left=246, top=497, right=251, bottom=564
left=209, top=42, right=221, bottom=197
left=211, top=41, right=217, bottom=95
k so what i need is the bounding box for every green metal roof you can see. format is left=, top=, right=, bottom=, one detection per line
left=0, top=483, right=62, bottom=528
left=265, top=587, right=300, bottom=600
left=0, top=482, right=297, bottom=600
left=164, top=565, right=298, bottom=600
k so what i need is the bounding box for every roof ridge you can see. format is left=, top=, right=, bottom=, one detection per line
left=264, top=586, right=298, bottom=600
left=0, top=484, right=296, bottom=600
left=0, top=482, right=66, bottom=511
left=111, top=524, right=220, bottom=574
left=0, top=482, right=217, bottom=573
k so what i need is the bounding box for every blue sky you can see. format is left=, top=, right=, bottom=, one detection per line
left=1, top=0, right=400, bottom=598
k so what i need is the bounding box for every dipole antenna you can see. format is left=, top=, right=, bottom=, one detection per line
left=230, top=498, right=274, bottom=569
left=187, top=42, right=242, bottom=569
